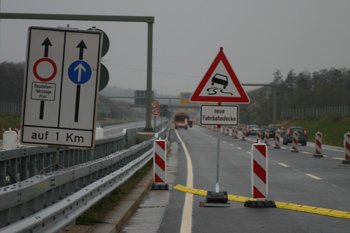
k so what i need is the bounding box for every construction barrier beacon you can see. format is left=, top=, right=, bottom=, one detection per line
left=314, top=132, right=323, bottom=157
left=264, top=129, right=269, bottom=146
left=256, top=128, right=261, bottom=143
left=274, top=129, right=281, bottom=149
left=241, top=127, right=246, bottom=141
left=233, top=127, right=238, bottom=139
left=152, top=139, right=169, bottom=190
left=291, top=131, right=299, bottom=152
left=343, top=133, right=350, bottom=164
left=245, top=143, right=275, bottom=208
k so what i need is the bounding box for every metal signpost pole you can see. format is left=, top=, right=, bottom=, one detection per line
left=216, top=124, right=221, bottom=193
left=215, top=102, right=222, bottom=193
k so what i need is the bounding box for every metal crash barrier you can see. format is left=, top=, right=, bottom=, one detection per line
left=0, top=122, right=170, bottom=231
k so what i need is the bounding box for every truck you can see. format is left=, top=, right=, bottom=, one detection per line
left=174, top=112, right=192, bottom=129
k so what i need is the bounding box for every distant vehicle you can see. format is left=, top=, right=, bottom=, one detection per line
left=283, top=127, right=307, bottom=146
left=261, top=127, right=277, bottom=139
left=245, top=125, right=259, bottom=136
left=211, top=73, right=228, bottom=89
left=174, top=112, right=191, bottom=129
left=96, top=122, right=103, bottom=128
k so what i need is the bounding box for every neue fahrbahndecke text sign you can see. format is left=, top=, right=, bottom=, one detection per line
left=200, top=105, right=239, bottom=126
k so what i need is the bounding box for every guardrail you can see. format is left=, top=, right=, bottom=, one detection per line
left=0, top=122, right=170, bottom=231
left=0, top=122, right=166, bottom=188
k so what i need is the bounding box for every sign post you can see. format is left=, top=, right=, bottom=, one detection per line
left=190, top=47, right=250, bottom=207
left=151, top=100, right=160, bottom=129
left=21, top=26, right=103, bottom=149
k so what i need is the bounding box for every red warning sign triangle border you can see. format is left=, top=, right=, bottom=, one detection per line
left=190, top=48, right=250, bottom=103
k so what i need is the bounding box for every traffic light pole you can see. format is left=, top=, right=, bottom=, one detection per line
left=144, top=22, right=154, bottom=131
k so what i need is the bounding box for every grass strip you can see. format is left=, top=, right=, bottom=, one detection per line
left=76, top=160, right=153, bottom=225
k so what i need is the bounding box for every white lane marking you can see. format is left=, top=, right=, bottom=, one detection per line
left=278, top=163, right=290, bottom=167
left=301, top=151, right=311, bottom=154
left=247, top=151, right=251, bottom=154
left=332, top=157, right=344, bottom=160
left=237, top=147, right=242, bottom=150
left=175, top=129, right=193, bottom=233
left=305, top=174, right=322, bottom=180
left=229, top=143, right=234, bottom=146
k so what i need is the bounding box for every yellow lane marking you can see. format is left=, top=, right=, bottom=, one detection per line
left=173, top=184, right=350, bottom=219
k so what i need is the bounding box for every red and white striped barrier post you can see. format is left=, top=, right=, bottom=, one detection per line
left=152, top=139, right=169, bottom=190
left=241, top=127, right=246, bottom=141
left=15, top=127, right=19, bottom=134
left=233, top=127, right=238, bottom=139
left=343, top=133, right=350, bottom=164
left=274, top=129, right=281, bottom=149
left=2, top=126, right=5, bottom=135
left=264, top=129, right=269, bottom=146
left=256, top=129, right=261, bottom=143
left=244, top=143, right=275, bottom=208
left=314, top=132, right=323, bottom=157
left=251, top=143, right=268, bottom=199
left=291, top=131, right=299, bottom=152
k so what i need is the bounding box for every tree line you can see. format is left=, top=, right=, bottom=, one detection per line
left=0, top=62, right=25, bottom=103
left=241, top=67, right=350, bottom=126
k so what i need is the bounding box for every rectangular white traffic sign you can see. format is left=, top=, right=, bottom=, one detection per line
left=200, top=105, right=239, bottom=125
left=21, top=26, right=103, bottom=149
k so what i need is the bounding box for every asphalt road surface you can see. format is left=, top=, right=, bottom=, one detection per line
left=122, top=124, right=350, bottom=233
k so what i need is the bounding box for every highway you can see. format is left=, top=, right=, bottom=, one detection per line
left=123, top=124, right=350, bottom=233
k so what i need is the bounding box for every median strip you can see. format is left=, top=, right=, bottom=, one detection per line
left=173, top=184, right=350, bottom=219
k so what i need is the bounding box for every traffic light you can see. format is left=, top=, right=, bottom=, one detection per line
left=88, top=27, right=109, bottom=91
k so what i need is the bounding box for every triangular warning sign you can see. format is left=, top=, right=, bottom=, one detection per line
left=190, top=47, right=250, bottom=103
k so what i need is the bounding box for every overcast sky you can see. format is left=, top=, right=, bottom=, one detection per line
left=1, top=0, right=350, bottom=96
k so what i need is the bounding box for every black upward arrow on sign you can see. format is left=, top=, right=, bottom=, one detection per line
left=41, top=37, right=52, bottom=58
left=77, top=40, right=87, bottom=60
left=38, top=37, right=52, bottom=120
left=74, top=40, right=87, bottom=122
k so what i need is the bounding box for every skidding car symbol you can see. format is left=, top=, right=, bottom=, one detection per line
left=211, top=73, right=228, bottom=89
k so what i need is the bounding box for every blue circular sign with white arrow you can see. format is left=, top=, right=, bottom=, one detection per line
left=68, top=60, right=92, bottom=84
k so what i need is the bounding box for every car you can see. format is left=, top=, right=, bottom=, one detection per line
left=245, top=125, right=259, bottom=136
left=260, top=127, right=277, bottom=140
left=283, top=127, right=307, bottom=146
left=211, top=73, right=228, bottom=89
